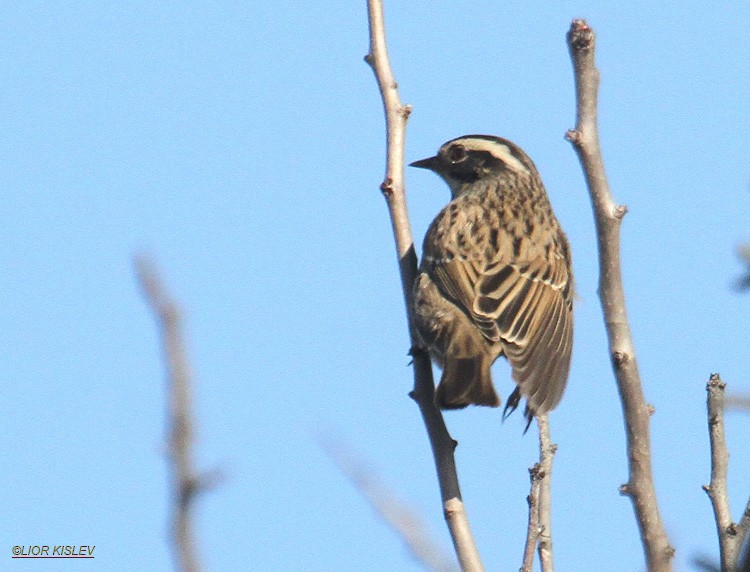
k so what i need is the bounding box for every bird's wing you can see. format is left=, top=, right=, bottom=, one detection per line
left=476, top=250, right=573, bottom=415
left=431, top=243, right=572, bottom=415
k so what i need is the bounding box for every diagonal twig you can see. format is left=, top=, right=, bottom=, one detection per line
left=364, top=1, right=484, bottom=570
left=319, top=433, right=459, bottom=572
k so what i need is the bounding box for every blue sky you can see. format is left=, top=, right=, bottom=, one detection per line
left=2, top=2, right=749, bottom=571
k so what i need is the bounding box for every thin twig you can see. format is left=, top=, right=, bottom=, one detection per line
left=703, top=374, right=750, bottom=571
left=519, top=416, right=556, bottom=572
left=136, top=256, right=205, bottom=572
left=364, top=1, right=484, bottom=570
left=520, top=463, right=541, bottom=572
left=536, top=415, right=555, bottom=572
left=564, top=19, right=673, bottom=571
left=319, top=434, right=459, bottom=572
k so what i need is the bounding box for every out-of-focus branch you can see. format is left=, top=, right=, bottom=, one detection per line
left=726, top=394, right=750, bottom=412
left=703, top=374, right=750, bottom=572
left=692, top=554, right=721, bottom=572
left=364, top=2, right=483, bottom=570
left=520, top=415, right=556, bottom=572
left=564, top=19, right=673, bottom=571
left=734, top=244, right=750, bottom=291
left=319, top=434, right=459, bottom=572
left=136, top=257, right=213, bottom=572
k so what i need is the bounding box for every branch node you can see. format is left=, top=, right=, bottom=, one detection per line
left=564, top=129, right=582, bottom=145
left=567, top=19, right=594, bottom=51
left=611, top=350, right=629, bottom=368
left=647, top=403, right=656, bottom=416
left=619, top=483, right=633, bottom=497
left=707, top=373, right=726, bottom=391
left=401, top=104, right=413, bottom=118
left=528, top=463, right=541, bottom=479
left=614, top=204, right=628, bottom=219
left=380, top=177, right=395, bottom=197
left=364, top=53, right=374, bottom=66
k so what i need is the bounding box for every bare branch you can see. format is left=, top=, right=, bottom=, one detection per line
left=319, top=434, right=459, bottom=572
left=365, top=2, right=483, bottom=569
left=565, top=19, right=673, bottom=571
left=705, top=374, right=735, bottom=561
left=519, top=416, right=556, bottom=572
left=536, top=415, right=555, bottom=572
left=520, top=462, right=541, bottom=572
left=703, top=374, right=750, bottom=571
left=136, top=256, right=209, bottom=572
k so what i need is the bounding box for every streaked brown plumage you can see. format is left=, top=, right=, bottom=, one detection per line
left=410, top=135, right=573, bottom=424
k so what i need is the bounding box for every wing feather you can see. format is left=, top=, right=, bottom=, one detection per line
left=425, top=220, right=572, bottom=416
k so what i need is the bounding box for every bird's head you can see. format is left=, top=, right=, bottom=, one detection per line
left=410, top=135, right=537, bottom=198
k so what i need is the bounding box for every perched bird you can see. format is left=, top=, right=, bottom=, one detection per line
left=410, top=135, right=573, bottom=424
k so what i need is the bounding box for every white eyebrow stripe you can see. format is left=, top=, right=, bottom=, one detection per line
left=452, top=138, right=529, bottom=175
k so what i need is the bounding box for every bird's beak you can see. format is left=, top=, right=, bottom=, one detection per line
left=409, top=155, right=439, bottom=171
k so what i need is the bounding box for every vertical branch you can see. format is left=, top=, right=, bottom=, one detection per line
left=703, top=374, right=750, bottom=571
left=136, top=257, right=202, bottom=572
left=364, top=1, right=484, bottom=570
left=565, top=19, right=674, bottom=571
left=519, top=417, right=556, bottom=572
left=520, top=461, right=541, bottom=572
left=536, top=415, right=555, bottom=572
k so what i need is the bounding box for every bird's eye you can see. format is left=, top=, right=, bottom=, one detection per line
left=447, top=145, right=467, bottom=163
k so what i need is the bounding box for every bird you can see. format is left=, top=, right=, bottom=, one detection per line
left=409, top=135, right=573, bottom=426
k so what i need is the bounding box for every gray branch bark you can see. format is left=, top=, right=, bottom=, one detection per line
left=536, top=415, right=555, bottom=572
left=564, top=19, right=673, bottom=571
left=520, top=415, right=556, bottom=572
left=365, top=1, right=483, bottom=570
left=703, top=374, right=750, bottom=572
left=136, top=257, right=209, bottom=572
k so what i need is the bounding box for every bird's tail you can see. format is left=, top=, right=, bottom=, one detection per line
left=436, top=357, right=499, bottom=409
